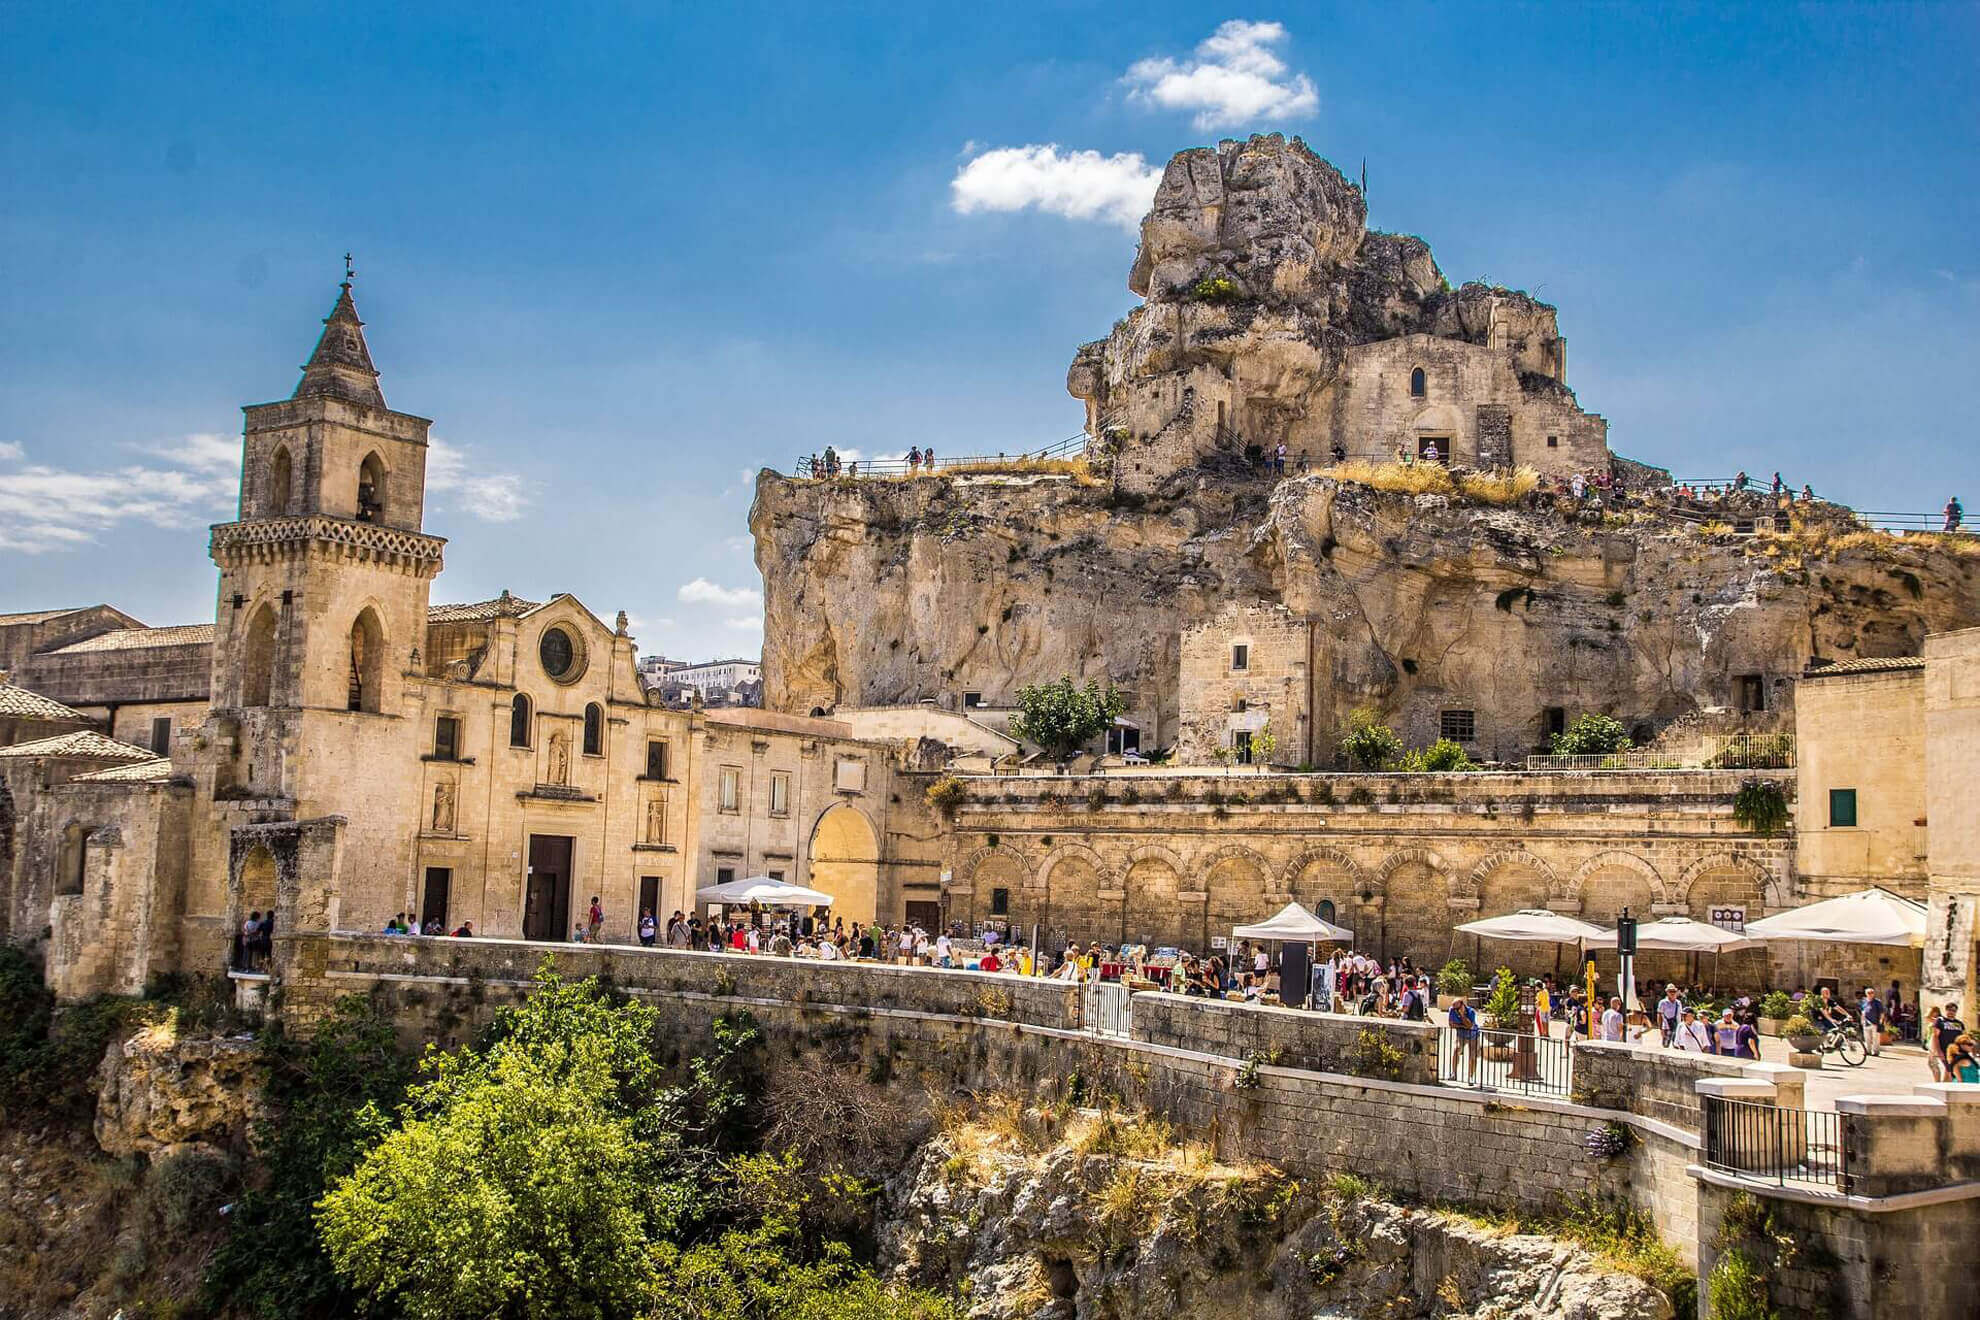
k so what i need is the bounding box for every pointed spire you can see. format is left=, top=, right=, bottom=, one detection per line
left=294, top=261, right=385, bottom=409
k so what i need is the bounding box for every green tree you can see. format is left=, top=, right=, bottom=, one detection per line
left=1482, top=966, right=1521, bottom=1031
left=316, top=966, right=723, bottom=1320
left=1551, top=713, right=1631, bottom=756
left=1400, top=738, right=1476, bottom=772
left=1008, top=677, right=1126, bottom=760
left=1338, top=708, right=1403, bottom=770
left=1250, top=721, right=1278, bottom=772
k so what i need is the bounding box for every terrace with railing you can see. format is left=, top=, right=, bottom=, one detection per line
left=1524, top=732, right=1795, bottom=773
left=794, top=432, right=1089, bottom=480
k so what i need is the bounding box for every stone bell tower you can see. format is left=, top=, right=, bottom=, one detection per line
left=205, top=271, right=447, bottom=799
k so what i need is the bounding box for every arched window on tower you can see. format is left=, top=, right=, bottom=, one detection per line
left=357, top=452, right=386, bottom=522
left=269, top=446, right=294, bottom=516
left=510, top=693, right=533, bottom=748
left=583, top=703, right=603, bottom=757
left=242, top=603, right=279, bottom=707
left=347, top=609, right=385, bottom=713
left=1409, top=367, right=1426, bottom=398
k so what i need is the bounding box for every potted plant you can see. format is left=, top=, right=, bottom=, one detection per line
left=1482, top=966, right=1520, bottom=1061
left=1758, top=991, right=1794, bottom=1036
left=1781, top=1014, right=1823, bottom=1067
left=1436, top=958, right=1471, bottom=1010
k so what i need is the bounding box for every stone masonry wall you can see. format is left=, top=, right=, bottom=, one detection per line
left=1128, top=991, right=1437, bottom=1085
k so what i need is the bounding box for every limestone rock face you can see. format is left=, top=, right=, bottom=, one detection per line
left=94, top=1024, right=264, bottom=1159
left=752, top=471, right=1980, bottom=761
left=881, top=1130, right=1673, bottom=1320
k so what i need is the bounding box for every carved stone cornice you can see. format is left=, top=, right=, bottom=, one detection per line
left=210, top=515, right=446, bottom=576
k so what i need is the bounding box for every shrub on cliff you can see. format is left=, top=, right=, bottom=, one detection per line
left=0, top=944, right=155, bottom=1126
left=1338, top=708, right=1402, bottom=770
left=1550, top=713, right=1631, bottom=757
left=1399, top=738, right=1475, bottom=772
left=1009, top=677, right=1126, bottom=760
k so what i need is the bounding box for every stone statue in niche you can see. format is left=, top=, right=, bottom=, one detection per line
left=548, top=731, right=569, bottom=785
left=433, top=780, right=455, bottom=833
left=646, top=797, right=666, bottom=844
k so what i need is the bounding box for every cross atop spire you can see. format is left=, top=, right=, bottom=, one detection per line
left=294, top=264, right=385, bottom=409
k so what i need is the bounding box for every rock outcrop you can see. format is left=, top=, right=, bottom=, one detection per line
left=752, top=470, right=1979, bottom=760
left=94, top=1022, right=264, bottom=1159
left=882, top=1122, right=1674, bottom=1320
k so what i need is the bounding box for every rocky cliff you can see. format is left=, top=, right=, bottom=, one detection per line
left=752, top=469, right=1979, bottom=760
left=881, top=1109, right=1675, bottom=1319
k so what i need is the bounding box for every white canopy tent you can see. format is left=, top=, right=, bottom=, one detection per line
left=1455, top=910, right=1606, bottom=944
left=694, top=876, right=835, bottom=907
left=1743, top=888, right=1927, bottom=948
left=1231, top=901, right=1354, bottom=944
left=1584, top=916, right=1761, bottom=953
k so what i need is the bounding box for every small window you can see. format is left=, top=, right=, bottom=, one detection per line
left=1409, top=367, right=1426, bottom=397
left=769, top=772, right=790, bottom=817
left=1316, top=899, right=1336, bottom=923
left=963, top=692, right=982, bottom=708
left=540, top=627, right=577, bottom=681
left=767, top=870, right=785, bottom=882
left=1829, top=789, right=1858, bottom=828
left=1543, top=707, right=1566, bottom=740
left=1736, top=674, right=1765, bottom=714
left=509, top=694, right=532, bottom=747
left=991, top=887, right=1010, bottom=916
left=1441, top=709, right=1476, bottom=742
left=1232, top=696, right=1248, bottom=713
left=1234, top=730, right=1254, bottom=763
left=434, top=715, right=461, bottom=761
left=357, top=452, right=385, bottom=522
left=150, top=717, right=172, bottom=755
left=716, top=866, right=736, bottom=887
left=1546, top=435, right=1559, bottom=449
left=719, top=766, right=741, bottom=813
left=583, top=703, right=603, bottom=756
left=645, top=739, right=669, bottom=779
left=1417, top=436, right=1448, bottom=462
left=1231, top=643, right=1249, bottom=671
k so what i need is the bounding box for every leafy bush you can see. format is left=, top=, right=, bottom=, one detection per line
left=1733, top=778, right=1791, bottom=837
left=1351, top=1030, right=1405, bottom=1081
left=1760, top=991, right=1794, bottom=1021
left=1707, top=1246, right=1773, bottom=1320
left=138, top=1145, right=235, bottom=1243
left=1483, top=966, right=1520, bottom=1031
left=1780, top=1014, right=1817, bottom=1038
left=1550, top=713, right=1631, bottom=756
left=1339, top=708, right=1402, bottom=770
left=1400, top=738, right=1476, bottom=772
left=1436, top=959, right=1471, bottom=998
left=1187, top=274, right=1242, bottom=302
left=0, top=945, right=156, bottom=1126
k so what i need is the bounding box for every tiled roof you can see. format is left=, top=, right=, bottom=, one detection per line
left=46, top=624, right=214, bottom=654
left=1802, top=655, right=1927, bottom=678
left=428, top=596, right=541, bottom=624
left=0, top=607, right=92, bottom=625
left=72, top=757, right=176, bottom=783
left=0, top=683, right=87, bottom=722
left=0, top=730, right=158, bottom=761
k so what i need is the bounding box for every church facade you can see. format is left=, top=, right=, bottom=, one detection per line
left=0, top=282, right=940, bottom=1000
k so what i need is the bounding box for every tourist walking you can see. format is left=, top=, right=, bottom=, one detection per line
left=1946, top=496, right=1964, bottom=533
left=1934, top=1004, right=1966, bottom=1080
left=1674, top=1007, right=1711, bottom=1051
left=1656, top=985, right=1683, bottom=1046
left=1449, top=995, right=1483, bottom=1084
left=1859, top=985, right=1885, bottom=1056
left=638, top=909, right=657, bottom=947
left=587, top=896, right=604, bottom=942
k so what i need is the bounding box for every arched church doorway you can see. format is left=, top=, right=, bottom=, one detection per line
left=809, top=804, right=879, bottom=925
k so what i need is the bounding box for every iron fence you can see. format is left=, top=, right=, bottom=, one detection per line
left=1702, top=1096, right=1848, bottom=1191
left=795, top=432, right=1088, bottom=479
left=1437, top=1025, right=1574, bottom=1097
left=1525, top=734, right=1794, bottom=773
left=1082, top=979, right=1133, bottom=1037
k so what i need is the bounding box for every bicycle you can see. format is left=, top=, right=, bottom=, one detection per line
left=1820, top=1021, right=1868, bottom=1067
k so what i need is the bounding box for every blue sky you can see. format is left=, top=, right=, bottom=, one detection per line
left=4, top=3, right=1976, bottom=659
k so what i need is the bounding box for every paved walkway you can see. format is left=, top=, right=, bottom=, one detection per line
left=1587, top=1032, right=1936, bottom=1111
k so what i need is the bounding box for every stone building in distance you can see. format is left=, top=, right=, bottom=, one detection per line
left=0, top=280, right=940, bottom=1000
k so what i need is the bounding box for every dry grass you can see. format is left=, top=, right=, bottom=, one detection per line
left=1316, top=461, right=1540, bottom=507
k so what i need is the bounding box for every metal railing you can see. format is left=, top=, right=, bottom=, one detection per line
left=1437, top=1025, right=1574, bottom=1097
left=1525, top=734, right=1794, bottom=773
left=795, top=432, right=1088, bottom=479
left=1702, top=1097, right=1848, bottom=1191
left=1082, top=979, right=1133, bottom=1037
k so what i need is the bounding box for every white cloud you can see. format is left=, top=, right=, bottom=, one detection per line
left=678, top=578, right=763, bottom=608
left=1123, top=19, right=1317, bottom=131
left=426, top=438, right=529, bottom=523
left=0, top=433, right=240, bottom=554
left=951, top=145, right=1162, bottom=229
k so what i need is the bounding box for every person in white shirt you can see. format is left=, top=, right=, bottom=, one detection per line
left=935, top=933, right=952, bottom=968
left=1600, top=997, right=1626, bottom=1042
left=1673, top=1007, right=1712, bottom=1051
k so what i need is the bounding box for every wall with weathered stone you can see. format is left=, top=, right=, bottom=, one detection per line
left=1127, top=991, right=1437, bottom=1084
left=1795, top=665, right=1927, bottom=899
left=1924, top=627, right=1980, bottom=1024
left=1176, top=602, right=1312, bottom=765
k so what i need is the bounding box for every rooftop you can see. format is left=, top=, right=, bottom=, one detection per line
left=71, top=757, right=177, bottom=783
left=0, top=683, right=88, bottom=722
left=0, top=606, right=96, bottom=626
left=0, top=730, right=160, bottom=761
left=45, top=624, right=214, bottom=654
left=1801, top=655, right=1928, bottom=679
left=427, top=595, right=542, bottom=625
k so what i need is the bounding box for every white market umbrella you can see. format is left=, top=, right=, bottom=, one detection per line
left=1584, top=915, right=1760, bottom=952
left=1231, top=901, right=1354, bottom=944
left=1744, top=888, right=1927, bottom=948
left=695, top=876, right=835, bottom=907
left=1455, top=910, right=1606, bottom=944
